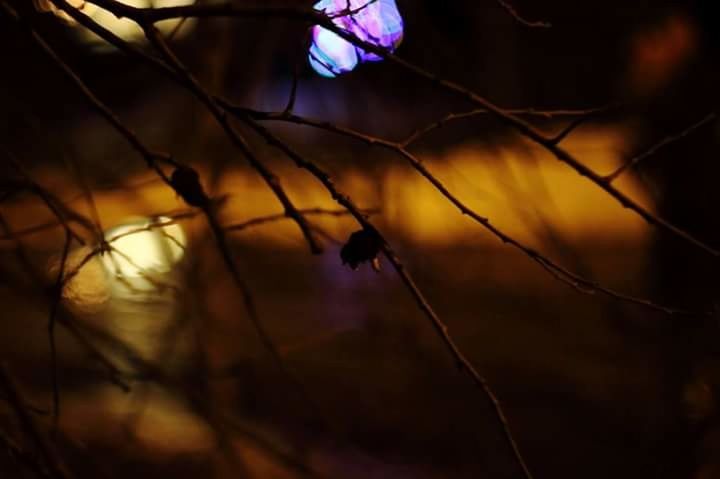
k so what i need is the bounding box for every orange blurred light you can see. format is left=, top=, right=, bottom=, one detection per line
left=627, top=13, right=699, bottom=96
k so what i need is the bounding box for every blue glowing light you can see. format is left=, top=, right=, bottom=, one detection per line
left=309, top=28, right=359, bottom=77
left=308, top=0, right=404, bottom=77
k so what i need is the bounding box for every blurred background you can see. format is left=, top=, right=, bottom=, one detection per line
left=1, top=0, right=720, bottom=478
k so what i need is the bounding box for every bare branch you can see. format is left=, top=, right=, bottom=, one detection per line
left=5, top=7, right=175, bottom=184
left=0, top=204, right=130, bottom=393
left=141, top=23, right=322, bottom=255
left=224, top=108, right=537, bottom=479
left=92, top=0, right=720, bottom=259
left=223, top=106, right=706, bottom=317
left=549, top=103, right=621, bottom=145
left=7, top=1, right=269, bottom=364
left=402, top=105, right=617, bottom=147
left=138, top=22, right=320, bottom=379
left=225, top=207, right=379, bottom=232
left=9, top=3, right=712, bottom=479
left=3, top=152, right=91, bottom=245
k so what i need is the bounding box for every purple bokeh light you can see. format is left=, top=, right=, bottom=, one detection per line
left=309, top=0, right=404, bottom=78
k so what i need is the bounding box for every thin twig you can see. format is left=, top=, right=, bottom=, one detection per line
left=142, top=29, right=346, bottom=436
left=224, top=106, right=706, bottom=317
left=59, top=207, right=365, bottom=288
left=20, top=4, right=712, bottom=478
left=0, top=179, right=130, bottom=393
left=283, top=31, right=309, bottom=115
left=6, top=6, right=175, bottom=185
left=142, top=23, right=323, bottom=255
left=4, top=152, right=90, bottom=245
left=225, top=207, right=378, bottom=232
left=227, top=110, right=537, bottom=479
left=9, top=2, right=270, bottom=372
left=327, top=0, right=379, bottom=19
left=100, top=0, right=720, bottom=259
left=549, top=103, right=621, bottom=145
left=605, top=113, right=717, bottom=182
left=142, top=22, right=302, bottom=339
left=495, top=0, right=551, bottom=28
left=60, top=148, right=105, bottom=241
left=402, top=106, right=615, bottom=147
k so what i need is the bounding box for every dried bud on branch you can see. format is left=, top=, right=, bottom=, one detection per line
left=340, top=228, right=383, bottom=271
left=170, top=166, right=209, bottom=208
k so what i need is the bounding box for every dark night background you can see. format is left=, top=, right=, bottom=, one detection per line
left=1, top=1, right=720, bottom=478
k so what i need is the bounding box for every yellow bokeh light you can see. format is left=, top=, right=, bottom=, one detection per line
left=79, top=0, right=197, bottom=47
left=102, top=216, right=187, bottom=279
left=3, top=126, right=654, bottom=257
left=60, top=385, right=217, bottom=455
left=50, top=245, right=111, bottom=314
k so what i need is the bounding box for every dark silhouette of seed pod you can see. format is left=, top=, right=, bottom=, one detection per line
left=340, top=228, right=383, bottom=270
left=170, top=166, right=209, bottom=207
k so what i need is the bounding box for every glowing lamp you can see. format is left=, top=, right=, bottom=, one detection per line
left=102, top=217, right=186, bottom=279
left=309, top=0, right=404, bottom=77
left=82, top=0, right=196, bottom=47
left=34, top=0, right=197, bottom=48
